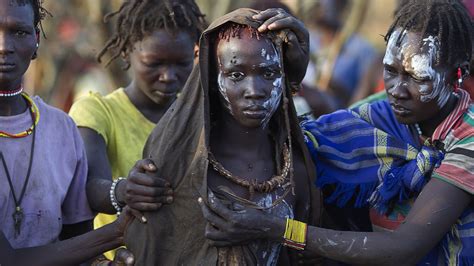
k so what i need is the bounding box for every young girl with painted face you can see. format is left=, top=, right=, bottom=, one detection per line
left=124, top=8, right=319, bottom=265
left=199, top=0, right=474, bottom=265
left=68, top=0, right=207, bottom=260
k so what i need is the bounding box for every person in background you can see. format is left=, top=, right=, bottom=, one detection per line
left=68, top=0, right=207, bottom=261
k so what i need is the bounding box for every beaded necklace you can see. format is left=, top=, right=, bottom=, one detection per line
left=208, top=142, right=292, bottom=199
left=0, top=86, right=23, bottom=97
left=0, top=93, right=40, bottom=138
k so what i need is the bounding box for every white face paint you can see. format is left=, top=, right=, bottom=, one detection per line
left=217, top=58, right=232, bottom=115
left=383, top=30, right=451, bottom=108
left=260, top=44, right=283, bottom=129
left=217, top=41, right=283, bottom=129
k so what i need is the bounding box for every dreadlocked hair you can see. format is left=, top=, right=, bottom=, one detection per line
left=385, top=0, right=473, bottom=69
left=97, top=0, right=207, bottom=69
left=217, top=23, right=263, bottom=41
left=13, top=0, right=51, bottom=37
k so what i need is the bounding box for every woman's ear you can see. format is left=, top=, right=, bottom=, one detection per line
left=32, top=30, right=40, bottom=60
left=193, top=44, right=199, bottom=65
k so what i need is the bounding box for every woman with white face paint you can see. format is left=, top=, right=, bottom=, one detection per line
left=199, top=0, right=474, bottom=265
left=124, top=8, right=320, bottom=265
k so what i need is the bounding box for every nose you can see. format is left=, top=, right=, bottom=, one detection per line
left=158, top=67, right=178, bottom=83
left=243, top=77, right=267, bottom=100
left=386, top=80, right=409, bottom=99
left=0, top=32, right=13, bottom=55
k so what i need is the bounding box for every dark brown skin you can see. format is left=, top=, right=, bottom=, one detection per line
left=116, top=8, right=311, bottom=214
left=198, top=27, right=311, bottom=260
left=253, top=8, right=310, bottom=85
left=0, top=0, right=92, bottom=248
left=0, top=208, right=134, bottom=266
left=81, top=30, right=196, bottom=216
left=198, top=29, right=473, bottom=264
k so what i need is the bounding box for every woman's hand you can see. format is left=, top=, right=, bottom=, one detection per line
left=253, top=8, right=309, bottom=84
left=198, top=192, right=285, bottom=246
left=116, top=159, right=174, bottom=222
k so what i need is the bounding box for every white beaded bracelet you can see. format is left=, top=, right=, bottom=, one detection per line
left=110, top=177, right=126, bottom=215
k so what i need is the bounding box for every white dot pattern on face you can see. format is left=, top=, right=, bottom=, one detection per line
left=383, top=30, right=451, bottom=108
left=216, top=40, right=283, bottom=129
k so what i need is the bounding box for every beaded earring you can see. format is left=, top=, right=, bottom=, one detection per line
left=454, top=67, right=463, bottom=92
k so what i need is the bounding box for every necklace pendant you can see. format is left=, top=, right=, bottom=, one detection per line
left=12, top=206, right=23, bottom=237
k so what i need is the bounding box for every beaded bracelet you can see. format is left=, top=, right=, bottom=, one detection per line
left=110, top=177, right=126, bottom=215
left=283, top=218, right=307, bottom=250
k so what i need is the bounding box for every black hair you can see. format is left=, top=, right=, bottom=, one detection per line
left=385, top=0, right=473, bottom=70
left=97, top=0, right=207, bottom=69
left=13, top=0, right=50, bottom=36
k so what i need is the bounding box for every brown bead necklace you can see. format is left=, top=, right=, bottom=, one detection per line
left=208, top=142, right=292, bottom=198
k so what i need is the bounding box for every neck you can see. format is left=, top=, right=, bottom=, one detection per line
left=211, top=113, right=272, bottom=156
left=0, top=94, right=27, bottom=116
left=419, top=93, right=458, bottom=137
left=124, top=81, right=175, bottom=123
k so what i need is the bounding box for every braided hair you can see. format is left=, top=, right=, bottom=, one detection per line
left=13, top=0, right=50, bottom=35
left=97, top=0, right=207, bottom=68
left=385, top=0, right=473, bottom=70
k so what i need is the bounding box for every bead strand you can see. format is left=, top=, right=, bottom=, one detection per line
left=110, top=177, right=126, bottom=215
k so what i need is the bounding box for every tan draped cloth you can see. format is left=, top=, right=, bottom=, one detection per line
left=124, top=8, right=320, bottom=265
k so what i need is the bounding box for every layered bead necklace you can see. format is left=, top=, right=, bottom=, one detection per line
left=0, top=92, right=39, bottom=237
left=0, top=92, right=40, bottom=138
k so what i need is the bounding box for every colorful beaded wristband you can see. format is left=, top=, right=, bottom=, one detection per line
left=283, top=218, right=307, bottom=250
left=110, top=177, right=126, bottom=215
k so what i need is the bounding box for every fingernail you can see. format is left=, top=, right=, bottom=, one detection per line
left=198, top=197, right=203, bottom=203
left=167, top=196, right=173, bottom=203
left=166, top=189, right=173, bottom=195
left=126, top=256, right=134, bottom=264
left=148, top=163, right=155, bottom=169
left=141, top=216, right=147, bottom=223
left=165, top=183, right=171, bottom=187
left=258, top=25, right=266, bottom=31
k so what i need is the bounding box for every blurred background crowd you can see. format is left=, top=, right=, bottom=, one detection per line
left=24, top=0, right=474, bottom=116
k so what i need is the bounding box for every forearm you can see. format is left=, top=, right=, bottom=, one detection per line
left=268, top=217, right=416, bottom=265
left=87, top=178, right=117, bottom=214
left=305, top=227, right=416, bottom=265
left=3, top=223, right=122, bottom=266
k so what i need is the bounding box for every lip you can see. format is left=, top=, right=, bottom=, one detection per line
left=243, top=105, right=267, bottom=119
left=390, top=103, right=412, bottom=116
left=0, top=63, right=15, bottom=72
left=152, top=89, right=178, bottom=98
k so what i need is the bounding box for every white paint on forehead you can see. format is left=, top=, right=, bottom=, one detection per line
left=405, top=35, right=439, bottom=79
left=383, top=29, right=450, bottom=108
left=383, top=29, right=405, bottom=65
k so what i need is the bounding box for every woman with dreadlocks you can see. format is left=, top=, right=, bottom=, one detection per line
left=123, top=7, right=319, bottom=265
left=0, top=0, right=134, bottom=264
left=68, top=0, right=207, bottom=260
left=200, top=0, right=474, bottom=265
